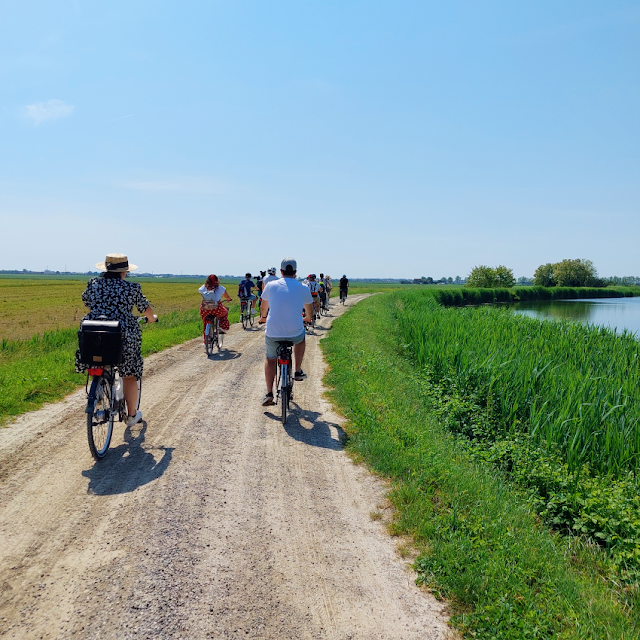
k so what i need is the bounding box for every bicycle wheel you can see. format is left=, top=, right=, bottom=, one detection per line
left=249, top=304, right=255, bottom=327
left=87, top=373, right=115, bottom=460
left=205, top=320, right=214, bottom=355
left=281, top=366, right=288, bottom=425
left=241, top=302, right=249, bottom=330
left=136, top=378, right=142, bottom=411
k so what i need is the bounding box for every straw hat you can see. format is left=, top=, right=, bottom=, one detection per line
left=95, top=253, right=138, bottom=272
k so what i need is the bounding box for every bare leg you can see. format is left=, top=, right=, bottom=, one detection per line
left=123, top=376, right=139, bottom=417
left=294, top=340, right=306, bottom=372
left=265, top=358, right=277, bottom=394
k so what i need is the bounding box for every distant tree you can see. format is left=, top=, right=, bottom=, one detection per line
left=454, top=276, right=462, bottom=285
left=446, top=277, right=453, bottom=284
left=494, top=265, right=515, bottom=288
left=534, top=259, right=603, bottom=287
left=553, top=259, right=598, bottom=287
left=466, top=265, right=497, bottom=288
left=425, top=277, right=434, bottom=284
left=533, top=263, right=556, bottom=287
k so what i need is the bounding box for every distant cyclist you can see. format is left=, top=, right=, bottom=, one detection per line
left=339, top=274, right=349, bottom=302
left=259, top=258, right=313, bottom=406
left=304, top=274, right=321, bottom=317
left=262, top=267, right=279, bottom=288
left=318, top=279, right=327, bottom=310
left=324, top=275, right=333, bottom=302
left=199, top=274, right=232, bottom=335
left=256, top=271, right=266, bottom=309
left=238, top=273, right=257, bottom=315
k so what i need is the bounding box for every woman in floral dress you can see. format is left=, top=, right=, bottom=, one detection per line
left=75, top=253, right=157, bottom=427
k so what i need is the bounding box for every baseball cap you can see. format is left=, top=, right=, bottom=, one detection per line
left=281, top=257, right=297, bottom=273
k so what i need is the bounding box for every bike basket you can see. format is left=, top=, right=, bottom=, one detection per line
left=201, top=300, right=218, bottom=311
left=78, top=320, right=124, bottom=365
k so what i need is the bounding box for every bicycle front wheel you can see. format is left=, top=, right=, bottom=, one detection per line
left=241, top=303, right=249, bottom=330
left=87, top=374, right=114, bottom=460
left=205, top=321, right=214, bottom=355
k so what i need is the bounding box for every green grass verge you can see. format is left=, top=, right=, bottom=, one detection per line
left=322, top=293, right=639, bottom=639
left=0, top=307, right=239, bottom=425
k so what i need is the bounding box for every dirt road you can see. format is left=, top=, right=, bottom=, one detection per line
left=0, top=296, right=450, bottom=639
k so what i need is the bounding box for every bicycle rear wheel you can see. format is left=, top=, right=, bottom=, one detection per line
left=241, top=302, right=249, bottom=330
left=87, top=373, right=115, bottom=460
left=205, top=320, right=214, bottom=355
left=281, top=383, right=288, bottom=424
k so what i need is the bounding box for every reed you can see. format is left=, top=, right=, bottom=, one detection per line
left=398, top=290, right=640, bottom=477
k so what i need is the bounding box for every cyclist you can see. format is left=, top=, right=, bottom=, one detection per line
left=262, top=267, right=279, bottom=288
left=199, top=274, right=232, bottom=337
left=258, top=257, right=313, bottom=406
left=238, top=272, right=257, bottom=316
left=318, top=278, right=327, bottom=311
left=255, top=271, right=266, bottom=309
left=75, top=253, right=158, bottom=427
left=339, top=274, right=349, bottom=302
left=324, top=274, right=333, bottom=302
left=304, top=274, right=321, bottom=317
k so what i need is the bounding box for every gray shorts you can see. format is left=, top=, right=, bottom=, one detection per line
left=265, top=332, right=305, bottom=359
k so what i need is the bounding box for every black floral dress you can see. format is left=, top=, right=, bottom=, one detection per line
left=75, top=278, right=150, bottom=380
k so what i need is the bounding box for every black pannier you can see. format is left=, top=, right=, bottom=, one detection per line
left=78, top=320, right=124, bottom=365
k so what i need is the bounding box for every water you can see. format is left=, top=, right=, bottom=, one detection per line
left=512, top=297, right=640, bottom=336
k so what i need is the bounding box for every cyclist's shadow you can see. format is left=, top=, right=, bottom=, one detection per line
left=265, top=407, right=345, bottom=450
left=208, top=349, right=241, bottom=361
left=82, top=421, right=173, bottom=495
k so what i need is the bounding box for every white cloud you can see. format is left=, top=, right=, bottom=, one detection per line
left=25, top=99, right=74, bottom=125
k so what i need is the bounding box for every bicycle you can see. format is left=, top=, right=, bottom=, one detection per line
left=275, top=341, right=294, bottom=424
left=79, top=317, right=146, bottom=460
left=240, top=297, right=254, bottom=330
left=203, top=312, right=224, bottom=355
left=340, top=290, right=347, bottom=304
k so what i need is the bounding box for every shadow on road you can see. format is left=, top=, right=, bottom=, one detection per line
left=208, top=349, right=241, bottom=361
left=82, top=421, right=173, bottom=495
left=264, top=407, right=345, bottom=450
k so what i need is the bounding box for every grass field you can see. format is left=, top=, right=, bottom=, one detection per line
left=323, top=293, right=640, bottom=639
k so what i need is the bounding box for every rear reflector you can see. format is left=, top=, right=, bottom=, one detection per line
left=278, top=359, right=290, bottom=365
left=88, top=368, right=104, bottom=376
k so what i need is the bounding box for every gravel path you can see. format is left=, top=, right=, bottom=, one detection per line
left=0, top=296, right=450, bottom=639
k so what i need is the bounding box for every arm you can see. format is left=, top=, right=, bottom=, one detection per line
left=303, top=302, right=314, bottom=322
left=144, top=305, right=158, bottom=323
left=222, top=291, right=232, bottom=303
left=258, top=299, right=269, bottom=323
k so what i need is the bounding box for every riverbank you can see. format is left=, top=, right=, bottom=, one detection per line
left=323, top=292, right=640, bottom=638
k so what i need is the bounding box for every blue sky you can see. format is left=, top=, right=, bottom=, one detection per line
left=1, top=1, right=638, bottom=278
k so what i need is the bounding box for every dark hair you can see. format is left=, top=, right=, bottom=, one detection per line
left=205, top=274, right=219, bottom=290
left=102, top=271, right=122, bottom=279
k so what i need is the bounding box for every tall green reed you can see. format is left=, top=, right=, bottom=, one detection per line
left=396, top=290, right=640, bottom=478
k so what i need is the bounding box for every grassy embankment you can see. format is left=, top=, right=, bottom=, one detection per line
left=323, top=291, right=640, bottom=639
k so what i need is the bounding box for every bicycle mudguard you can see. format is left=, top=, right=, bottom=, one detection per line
left=85, top=376, right=100, bottom=414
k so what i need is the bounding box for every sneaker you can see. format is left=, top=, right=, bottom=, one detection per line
left=262, top=392, right=275, bottom=406
left=126, top=410, right=142, bottom=427
left=251, top=309, right=259, bottom=316
left=294, top=370, right=307, bottom=381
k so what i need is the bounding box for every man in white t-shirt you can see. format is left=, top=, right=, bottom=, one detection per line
left=258, top=257, right=314, bottom=406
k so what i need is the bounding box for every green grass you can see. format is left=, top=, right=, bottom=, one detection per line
left=0, top=307, right=239, bottom=425
left=322, top=293, right=640, bottom=638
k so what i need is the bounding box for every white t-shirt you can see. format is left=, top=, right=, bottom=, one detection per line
left=262, top=277, right=313, bottom=338
left=262, top=274, right=279, bottom=288
left=198, top=284, right=226, bottom=303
